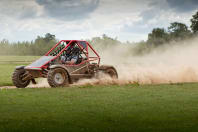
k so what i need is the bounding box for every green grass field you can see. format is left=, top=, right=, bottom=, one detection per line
left=1, top=56, right=198, bottom=132
left=1, top=84, right=198, bottom=132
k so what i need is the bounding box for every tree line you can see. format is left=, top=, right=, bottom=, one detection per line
left=0, top=11, right=198, bottom=56
left=0, top=33, right=57, bottom=56
left=131, top=11, right=198, bottom=55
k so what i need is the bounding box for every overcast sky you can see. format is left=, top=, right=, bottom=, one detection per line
left=0, top=0, right=197, bottom=42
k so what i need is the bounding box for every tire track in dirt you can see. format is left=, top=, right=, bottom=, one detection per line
left=0, top=86, right=16, bottom=89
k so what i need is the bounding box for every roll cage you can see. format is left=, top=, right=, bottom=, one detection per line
left=26, top=40, right=100, bottom=70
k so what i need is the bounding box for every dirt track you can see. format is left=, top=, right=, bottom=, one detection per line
left=0, top=86, right=16, bottom=89
left=0, top=85, right=50, bottom=89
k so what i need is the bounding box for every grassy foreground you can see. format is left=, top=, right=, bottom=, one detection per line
left=1, top=84, right=198, bottom=132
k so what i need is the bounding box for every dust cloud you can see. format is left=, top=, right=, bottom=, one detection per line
left=28, top=79, right=49, bottom=88
left=76, top=37, right=198, bottom=85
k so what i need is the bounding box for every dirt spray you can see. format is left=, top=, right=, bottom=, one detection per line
left=76, top=37, right=198, bottom=85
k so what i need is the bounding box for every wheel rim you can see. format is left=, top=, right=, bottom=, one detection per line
left=54, top=73, right=65, bottom=84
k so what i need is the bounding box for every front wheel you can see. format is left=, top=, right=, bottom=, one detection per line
left=47, top=68, right=69, bottom=87
left=12, top=69, right=30, bottom=88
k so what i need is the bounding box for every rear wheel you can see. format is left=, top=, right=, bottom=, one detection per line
left=12, top=69, right=30, bottom=88
left=47, top=68, right=69, bottom=87
left=97, top=67, right=118, bottom=79
left=105, top=68, right=118, bottom=79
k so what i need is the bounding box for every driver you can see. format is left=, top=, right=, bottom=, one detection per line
left=61, top=47, right=79, bottom=65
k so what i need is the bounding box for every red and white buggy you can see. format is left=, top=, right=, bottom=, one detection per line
left=12, top=40, right=118, bottom=88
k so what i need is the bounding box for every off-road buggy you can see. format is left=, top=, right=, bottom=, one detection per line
left=12, top=40, right=118, bottom=88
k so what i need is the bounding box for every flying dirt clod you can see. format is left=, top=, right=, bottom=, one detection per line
left=12, top=40, right=118, bottom=88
